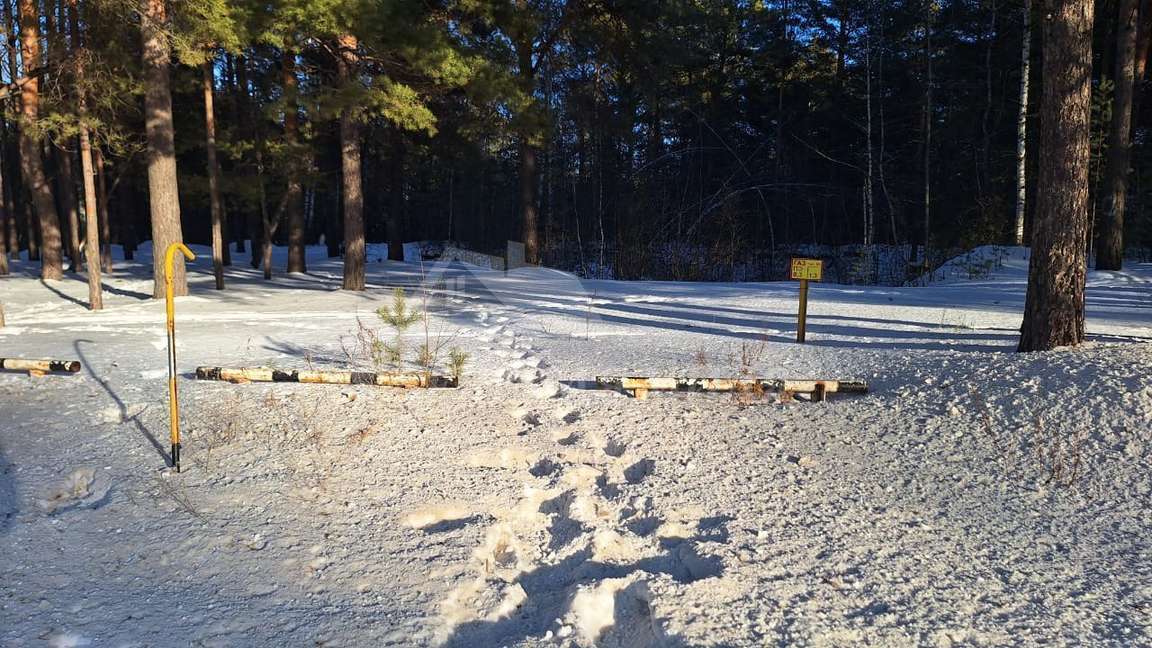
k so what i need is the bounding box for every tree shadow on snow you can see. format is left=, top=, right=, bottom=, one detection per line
left=74, top=340, right=170, bottom=467
left=258, top=338, right=353, bottom=367
left=38, top=279, right=87, bottom=308
left=424, top=277, right=1025, bottom=353
left=0, top=440, right=16, bottom=535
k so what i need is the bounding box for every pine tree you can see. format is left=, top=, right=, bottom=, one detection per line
left=0, top=160, right=8, bottom=276
left=71, top=0, right=101, bottom=309
left=141, top=0, right=187, bottom=298
left=1019, top=0, right=1094, bottom=351
left=1096, top=0, right=1138, bottom=271
left=17, top=0, right=63, bottom=281
left=203, top=58, right=226, bottom=289
left=283, top=48, right=306, bottom=274
left=337, top=32, right=365, bottom=290
left=174, top=0, right=245, bottom=289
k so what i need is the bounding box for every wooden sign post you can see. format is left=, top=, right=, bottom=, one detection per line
left=789, top=258, right=824, bottom=343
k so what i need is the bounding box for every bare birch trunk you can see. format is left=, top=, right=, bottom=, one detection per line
left=1014, top=0, right=1031, bottom=245
left=1019, top=0, right=1094, bottom=351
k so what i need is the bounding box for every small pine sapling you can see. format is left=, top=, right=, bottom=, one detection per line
left=376, top=287, right=423, bottom=369
left=448, top=347, right=470, bottom=384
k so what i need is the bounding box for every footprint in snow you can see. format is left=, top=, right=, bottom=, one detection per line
left=509, top=407, right=541, bottom=426
left=623, top=459, right=656, bottom=484
left=509, top=358, right=539, bottom=370
left=552, top=430, right=581, bottom=445
left=531, top=379, right=564, bottom=399
left=503, top=368, right=542, bottom=384
left=553, top=407, right=581, bottom=424
left=603, top=438, right=628, bottom=458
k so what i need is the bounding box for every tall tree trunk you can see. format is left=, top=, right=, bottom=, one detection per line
left=864, top=15, right=874, bottom=250
left=980, top=0, right=997, bottom=197
left=519, top=141, right=539, bottom=264
left=23, top=195, right=39, bottom=260
left=337, top=34, right=364, bottom=291
left=256, top=159, right=284, bottom=281
left=220, top=200, right=231, bottom=265
left=1, top=157, right=14, bottom=265
left=326, top=143, right=342, bottom=259
left=71, top=0, right=100, bottom=309
left=79, top=128, right=101, bottom=309
left=1019, top=0, right=1094, bottom=352
left=202, top=58, right=225, bottom=289
left=1096, top=0, right=1138, bottom=270
left=51, top=0, right=80, bottom=270
left=1132, top=0, right=1152, bottom=110
left=57, top=146, right=81, bottom=268
left=236, top=55, right=261, bottom=266
left=875, top=17, right=897, bottom=245
left=283, top=50, right=306, bottom=273
left=516, top=42, right=540, bottom=264
left=141, top=0, right=186, bottom=298
left=0, top=160, right=8, bottom=275
left=121, top=183, right=138, bottom=260
left=1014, top=0, right=1032, bottom=245
left=2, top=140, right=17, bottom=258
left=4, top=178, right=15, bottom=257
left=17, top=0, right=62, bottom=280
left=921, top=9, right=934, bottom=267
left=5, top=182, right=16, bottom=259
left=93, top=144, right=111, bottom=272
left=259, top=188, right=288, bottom=280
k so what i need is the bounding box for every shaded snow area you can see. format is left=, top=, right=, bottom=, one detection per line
left=1, top=244, right=1151, bottom=646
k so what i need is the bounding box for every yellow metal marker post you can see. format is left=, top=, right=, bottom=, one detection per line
left=165, top=242, right=195, bottom=472
left=790, top=258, right=824, bottom=343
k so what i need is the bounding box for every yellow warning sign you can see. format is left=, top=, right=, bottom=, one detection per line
left=790, top=258, right=824, bottom=282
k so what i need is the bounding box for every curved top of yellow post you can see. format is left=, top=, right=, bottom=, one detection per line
left=164, top=243, right=196, bottom=319
left=164, top=243, right=196, bottom=288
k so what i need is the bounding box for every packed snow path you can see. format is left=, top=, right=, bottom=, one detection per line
left=1, top=245, right=1150, bottom=646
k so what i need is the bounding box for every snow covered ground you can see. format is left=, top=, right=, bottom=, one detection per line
left=1, top=244, right=1150, bottom=646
